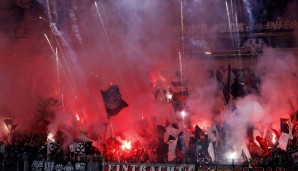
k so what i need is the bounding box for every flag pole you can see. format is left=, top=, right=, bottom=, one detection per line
left=107, top=118, right=115, bottom=138
left=101, top=85, right=128, bottom=138
left=101, top=86, right=115, bottom=138
left=105, top=117, right=115, bottom=164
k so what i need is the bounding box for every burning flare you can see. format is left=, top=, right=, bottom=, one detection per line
left=121, top=140, right=132, bottom=151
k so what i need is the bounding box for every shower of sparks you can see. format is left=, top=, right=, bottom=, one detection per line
left=94, top=1, right=117, bottom=62
left=46, top=0, right=52, bottom=22
left=225, top=1, right=234, bottom=50
left=234, top=10, right=242, bottom=68
left=55, top=47, right=61, bottom=82
left=44, top=34, right=63, bottom=96
left=94, top=1, right=129, bottom=100
left=225, top=0, right=243, bottom=67
left=243, top=0, right=254, bottom=23
left=44, top=0, right=83, bottom=88
left=180, top=1, right=185, bottom=54
left=44, top=33, right=55, bottom=53
left=179, top=51, right=183, bottom=83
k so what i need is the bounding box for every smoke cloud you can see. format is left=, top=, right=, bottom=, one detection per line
left=0, top=0, right=297, bottom=158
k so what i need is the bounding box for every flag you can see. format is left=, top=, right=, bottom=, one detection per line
left=208, top=142, right=215, bottom=162
left=277, top=132, right=289, bottom=151
left=154, top=89, right=167, bottom=103
left=36, top=97, right=62, bottom=115
left=3, top=118, right=17, bottom=130
left=163, top=122, right=182, bottom=161
left=182, top=130, right=191, bottom=148
left=253, top=129, right=261, bottom=146
left=157, top=125, right=166, bottom=137
left=255, top=136, right=269, bottom=157
left=171, top=90, right=188, bottom=112
left=170, top=71, right=188, bottom=112
left=164, top=123, right=180, bottom=143
left=271, top=128, right=280, bottom=140
left=171, top=79, right=184, bottom=87
left=223, top=64, right=231, bottom=104
left=101, top=85, right=128, bottom=118
left=167, top=135, right=177, bottom=142
left=168, top=139, right=178, bottom=161
left=280, top=118, right=289, bottom=133
left=170, top=72, right=187, bottom=93
left=154, top=89, right=166, bottom=99
left=171, top=123, right=179, bottom=129
left=176, top=133, right=186, bottom=159
left=241, top=142, right=251, bottom=160
left=3, top=119, right=13, bottom=128
left=206, top=125, right=221, bottom=142
left=289, top=121, right=293, bottom=140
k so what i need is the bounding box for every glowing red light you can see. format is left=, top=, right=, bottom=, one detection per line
left=121, top=140, right=132, bottom=151
left=272, top=132, right=276, bottom=144
left=75, top=114, right=80, bottom=121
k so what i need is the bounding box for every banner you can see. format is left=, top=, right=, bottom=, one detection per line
left=69, top=141, right=86, bottom=155
left=31, top=161, right=296, bottom=171
left=75, top=163, right=87, bottom=171
left=179, top=20, right=298, bottom=35
left=104, top=163, right=295, bottom=171
left=31, top=161, right=81, bottom=171
left=44, top=161, right=55, bottom=171
left=31, top=160, right=44, bottom=171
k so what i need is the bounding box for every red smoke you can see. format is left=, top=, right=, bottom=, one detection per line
left=0, top=0, right=297, bottom=160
